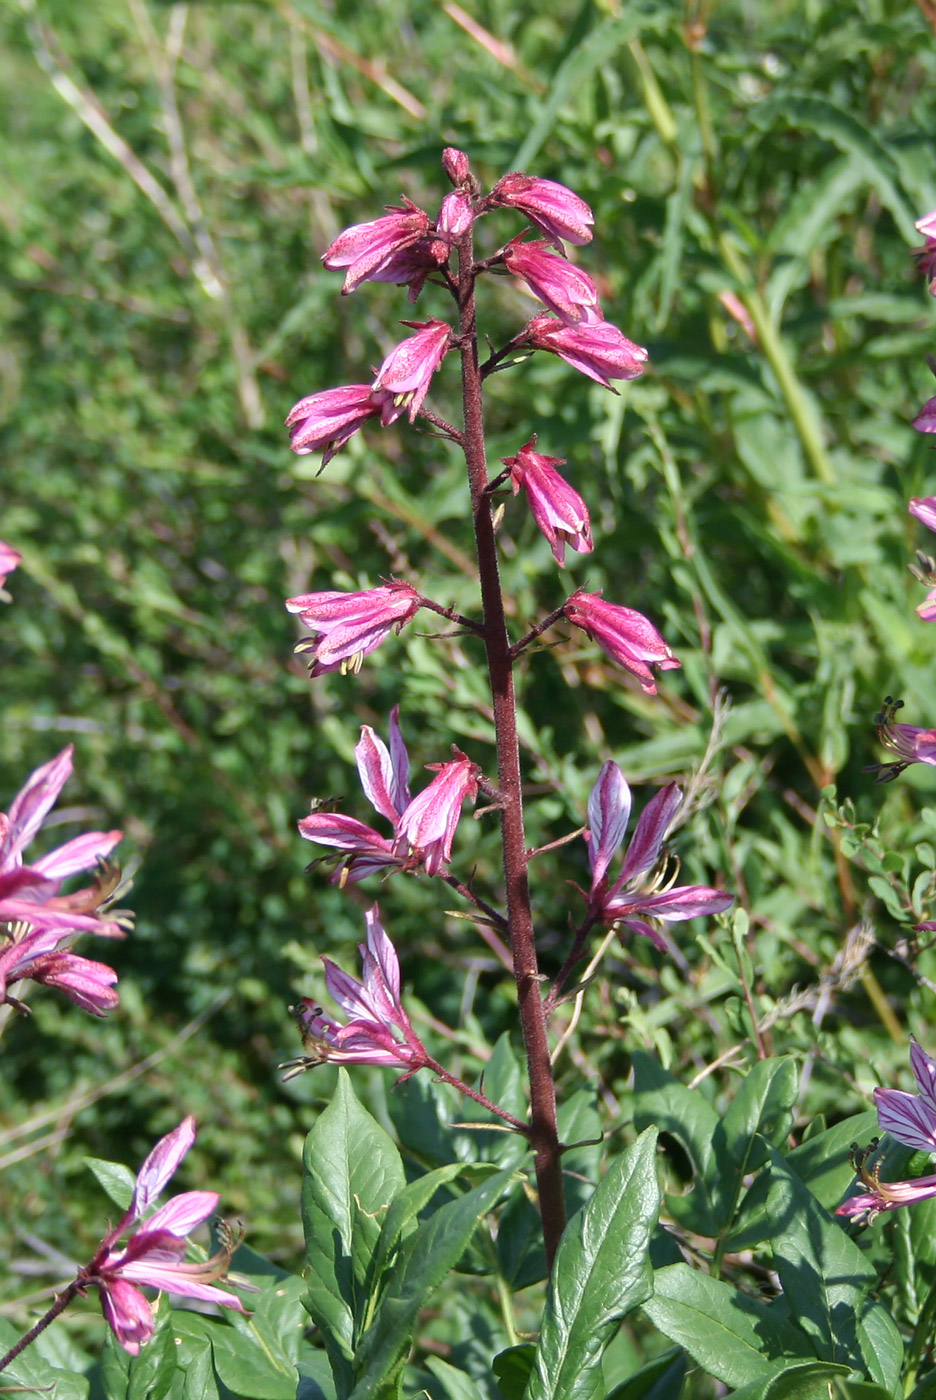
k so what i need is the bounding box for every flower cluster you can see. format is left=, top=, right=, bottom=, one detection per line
left=584, top=762, right=732, bottom=948
left=838, top=1040, right=936, bottom=1221
left=0, top=746, right=126, bottom=1015
left=298, top=707, right=478, bottom=881
left=81, top=1117, right=245, bottom=1353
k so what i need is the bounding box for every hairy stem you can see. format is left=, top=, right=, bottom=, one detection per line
left=454, top=228, right=566, bottom=1269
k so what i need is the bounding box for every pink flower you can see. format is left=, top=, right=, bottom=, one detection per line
left=285, top=385, right=382, bottom=465
left=83, top=1117, right=244, bottom=1354
left=502, top=239, right=602, bottom=325
left=371, top=320, right=453, bottom=424
left=435, top=191, right=474, bottom=243
left=585, top=763, right=732, bottom=948
left=563, top=590, right=680, bottom=694
left=0, top=746, right=123, bottom=939
left=0, top=541, right=21, bottom=595
left=286, top=582, right=422, bottom=675
left=284, top=906, right=425, bottom=1074
left=298, top=708, right=411, bottom=883
left=491, top=173, right=593, bottom=247
left=910, top=496, right=936, bottom=533
left=874, top=1037, right=936, bottom=1153
left=365, top=242, right=444, bottom=302
left=913, top=398, right=936, bottom=433
left=503, top=437, right=592, bottom=565
left=442, top=148, right=471, bottom=185
left=394, top=750, right=479, bottom=875
left=837, top=1170, right=936, bottom=1220
left=867, top=696, right=936, bottom=782
left=322, top=202, right=431, bottom=294
left=0, top=925, right=118, bottom=1015
left=914, top=210, right=936, bottom=292
left=526, top=314, right=647, bottom=388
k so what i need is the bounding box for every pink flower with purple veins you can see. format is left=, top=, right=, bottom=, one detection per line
left=285, top=385, right=382, bottom=465
left=867, top=696, right=936, bottom=782
left=394, top=750, right=479, bottom=876
left=82, top=1116, right=244, bottom=1354
left=322, top=201, right=431, bottom=294
left=837, top=1040, right=936, bottom=1221
left=526, top=315, right=648, bottom=388
left=0, top=746, right=124, bottom=939
left=371, top=320, right=453, bottom=424
left=502, top=239, right=603, bottom=325
left=490, top=172, right=594, bottom=248
left=503, top=437, right=592, bottom=565
left=286, top=582, right=423, bottom=675
left=563, top=589, right=680, bottom=694
left=585, top=762, right=732, bottom=949
left=283, top=906, right=426, bottom=1075
left=0, top=925, right=118, bottom=1015
left=298, top=707, right=411, bottom=884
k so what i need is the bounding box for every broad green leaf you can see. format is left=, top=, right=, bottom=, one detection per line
left=832, top=1382, right=896, bottom=1400
left=426, top=1355, right=488, bottom=1400
left=297, top=1352, right=338, bottom=1400
left=85, top=1156, right=136, bottom=1212
left=908, top=1368, right=936, bottom=1400
left=642, top=1264, right=813, bottom=1388
left=349, top=1166, right=514, bottom=1400
left=712, top=1057, right=798, bottom=1231
left=604, top=1347, right=687, bottom=1400
left=730, top=1362, right=853, bottom=1400
left=525, top=1128, right=661, bottom=1400
left=512, top=11, right=668, bottom=168
left=493, top=1345, right=536, bottom=1400
left=856, top=1303, right=903, bottom=1396
left=0, top=1316, right=89, bottom=1400
left=765, top=1147, right=900, bottom=1383
left=632, top=1051, right=721, bottom=1234
left=169, top=1328, right=218, bottom=1400
left=369, top=1162, right=471, bottom=1287
left=387, top=1073, right=471, bottom=1167
left=301, top=1071, right=405, bottom=1391
left=174, top=1313, right=297, bottom=1400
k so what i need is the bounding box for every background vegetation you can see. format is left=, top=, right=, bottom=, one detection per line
left=3, top=0, right=936, bottom=1386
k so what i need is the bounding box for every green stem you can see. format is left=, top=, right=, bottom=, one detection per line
left=906, top=1275, right=936, bottom=1391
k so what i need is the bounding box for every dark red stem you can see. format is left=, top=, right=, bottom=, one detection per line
left=454, top=223, right=566, bottom=1270
left=424, top=1056, right=531, bottom=1135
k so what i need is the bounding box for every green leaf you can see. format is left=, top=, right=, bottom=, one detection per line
left=85, top=1156, right=136, bottom=1212
left=712, top=1058, right=798, bottom=1231
left=603, top=1347, right=687, bottom=1400
left=426, top=1355, right=489, bottom=1400
left=297, top=1352, right=338, bottom=1400
left=369, top=1162, right=471, bottom=1287
left=765, top=1146, right=901, bottom=1383
left=525, top=1128, right=661, bottom=1400
left=301, top=1070, right=406, bottom=1393
left=729, top=1362, right=854, bottom=1400
left=0, top=1317, right=89, bottom=1400
left=173, top=1313, right=297, bottom=1400
left=642, top=1264, right=813, bottom=1387
left=493, top=1345, right=536, bottom=1400
left=832, top=1382, right=897, bottom=1400
left=349, top=1166, right=514, bottom=1400
left=465, top=1033, right=528, bottom=1168
left=632, top=1051, right=721, bottom=1234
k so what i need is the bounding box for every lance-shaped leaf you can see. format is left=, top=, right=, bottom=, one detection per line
left=524, top=1128, right=661, bottom=1400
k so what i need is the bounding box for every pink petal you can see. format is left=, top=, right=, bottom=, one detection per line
left=145, top=1191, right=220, bottom=1238
left=615, top=785, right=683, bottom=888
left=131, top=1117, right=197, bottom=1218
left=32, top=829, right=122, bottom=879
left=99, top=1278, right=154, bottom=1355
left=1, top=747, right=74, bottom=873
left=586, top=762, right=631, bottom=885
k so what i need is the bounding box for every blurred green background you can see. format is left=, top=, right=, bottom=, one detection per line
left=3, top=0, right=936, bottom=1370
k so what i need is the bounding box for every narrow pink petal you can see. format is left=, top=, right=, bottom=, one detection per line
left=298, top=813, right=394, bottom=856
left=615, top=785, right=683, bottom=888
left=910, top=497, right=936, bottom=534
left=586, top=762, right=631, bottom=885
left=145, top=1191, right=220, bottom=1238
left=32, top=829, right=122, bottom=879
left=131, top=1117, right=197, bottom=1217
left=355, top=727, right=398, bottom=823
left=875, top=1086, right=936, bottom=1152
left=322, top=957, right=380, bottom=1022
left=114, top=1264, right=245, bottom=1311
left=388, top=707, right=411, bottom=814
left=364, top=905, right=401, bottom=1002
left=910, top=1039, right=936, bottom=1117
left=1, top=747, right=74, bottom=872
left=609, top=885, right=734, bottom=922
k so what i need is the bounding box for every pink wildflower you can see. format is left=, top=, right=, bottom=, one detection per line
left=285, top=385, right=382, bottom=465
left=371, top=319, right=453, bottom=424
left=491, top=172, right=594, bottom=248
left=867, top=696, right=936, bottom=782
left=564, top=589, right=680, bottom=694
left=435, top=190, right=474, bottom=243
left=503, top=437, right=592, bottom=564
left=442, top=148, right=471, bottom=185
left=0, top=746, right=123, bottom=938
left=365, top=242, right=443, bottom=302
left=502, top=239, right=602, bottom=325
left=394, top=750, right=479, bottom=875
left=0, top=541, right=20, bottom=595
left=283, top=906, right=425, bottom=1074
left=83, top=1117, right=244, bottom=1354
left=286, top=582, right=422, bottom=675
left=298, top=708, right=411, bottom=883
left=527, top=314, right=648, bottom=388
left=322, top=202, right=431, bottom=294
left=0, top=925, right=118, bottom=1015
left=837, top=1170, right=936, bottom=1220
left=585, top=763, right=732, bottom=949
left=837, top=1040, right=936, bottom=1221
